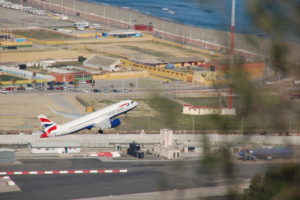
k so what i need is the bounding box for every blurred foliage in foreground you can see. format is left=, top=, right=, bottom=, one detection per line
left=243, top=164, right=300, bottom=200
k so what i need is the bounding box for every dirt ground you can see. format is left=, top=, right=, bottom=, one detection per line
left=0, top=93, right=159, bottom=132
left=0, top=93, right=85, bottom=132
left=79, top=40, right=213, bottom=63
left=0, top=49, right=92, bottom=63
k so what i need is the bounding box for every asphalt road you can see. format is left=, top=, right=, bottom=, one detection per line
left=0, top=158, right=274, bottom=200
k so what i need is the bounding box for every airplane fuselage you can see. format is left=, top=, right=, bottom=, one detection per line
left=39, top=100, right=137, bottom=137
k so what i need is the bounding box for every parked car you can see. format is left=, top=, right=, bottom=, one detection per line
left=0, top=90, right=10, bottom=94
left=25, top=87, right=34, bottom=90
left=4, top=87, right=14, bottom=91
left=123, top=89, right=130, bottom=93
left=47, top=87, right=54, bottom=90
left=93, top=89, right=100, bottom=93
left=16, top=87, right=25, bottom=91
left=55, top=86, right=64, bottom=90
left=35, top=86, right=44, bottom=90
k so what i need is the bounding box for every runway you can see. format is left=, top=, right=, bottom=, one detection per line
left=0, top=158, right=273, bottom=200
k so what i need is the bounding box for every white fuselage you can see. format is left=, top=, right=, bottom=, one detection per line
left=51, top=100, right=137, bottom=137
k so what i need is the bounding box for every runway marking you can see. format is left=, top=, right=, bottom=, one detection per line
left=0, top=169, right=128, bottom=175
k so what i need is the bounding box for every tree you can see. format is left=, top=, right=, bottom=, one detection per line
left=243, top=164, right=300, bottom=200
left=31, top=80, right=37, bottom=86
left=129, top=82, right=134, bottom=89
left=74, top=80, right=79, bottom=90
left=0, top=82, right=2, bottom=89
left=78, top=56, right=87, bottom=63
left=91, top=82, right=95, bottom=90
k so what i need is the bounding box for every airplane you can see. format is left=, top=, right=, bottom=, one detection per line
left=37, top=100, right=138, bottom=138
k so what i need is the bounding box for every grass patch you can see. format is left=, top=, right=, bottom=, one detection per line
left=121, top=45, right=173, bottom=58
left=13, top=29, right=74, bottom=40
left=145, top=40, right=200, bottom=54
left=90, top=96, right=300, bottom=132
left=121, top=98, right=241, bottom=131
left=0, top=75, right=27, bottom=81
left=98, top=100, right=116, bottom=104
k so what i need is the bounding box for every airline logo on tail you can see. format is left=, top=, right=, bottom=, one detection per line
left=38, top=115, right=58, bottom=138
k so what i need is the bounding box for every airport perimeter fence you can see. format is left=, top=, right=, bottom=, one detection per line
left=75, top=96, right=94, bottom=112
left=1, top=129, right=300, bottom=136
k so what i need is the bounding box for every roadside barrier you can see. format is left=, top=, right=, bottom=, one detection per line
left=0, top=169, right=128, bottom=175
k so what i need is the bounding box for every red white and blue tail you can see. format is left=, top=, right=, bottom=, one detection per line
left=38, top=115, right=59, bottom=138
left=38, top=114, right=56, bottom=129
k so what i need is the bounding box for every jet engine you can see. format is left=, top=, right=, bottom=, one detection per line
left=110, top=118, right=121, bottom=128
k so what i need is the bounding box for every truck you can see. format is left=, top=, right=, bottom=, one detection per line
left=238, top=147, right=294, bottom=160
left=127, top=142, right=144, bottom=159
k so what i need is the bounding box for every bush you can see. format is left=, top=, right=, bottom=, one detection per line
left=78, top=56, right=87, bottom=63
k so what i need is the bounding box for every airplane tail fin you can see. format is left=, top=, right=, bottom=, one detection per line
left=38, top=114, right=57, bottom=129
left=38, top=115, right=59, bottom=138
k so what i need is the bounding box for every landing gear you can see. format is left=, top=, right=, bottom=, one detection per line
left=98, top=129, right=103, bottom=134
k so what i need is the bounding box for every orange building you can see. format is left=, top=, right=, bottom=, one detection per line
left=51, top=72, right=92, bottom=82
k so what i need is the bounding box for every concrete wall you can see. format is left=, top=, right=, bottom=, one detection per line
left=0, top=149, right=15, bottom=164
left=1, top=134, right=300, bottom=147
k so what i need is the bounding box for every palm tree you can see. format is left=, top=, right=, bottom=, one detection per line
left=91, top=82, right=95, bottom=90
left=12, top=79, right=17, bottom=87
left=31, top=80, right=37, bottom=86
left=129, top=82, right=134, bottom=89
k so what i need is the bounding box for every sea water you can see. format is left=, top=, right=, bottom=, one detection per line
left=86, top=0, right=260, bottom=34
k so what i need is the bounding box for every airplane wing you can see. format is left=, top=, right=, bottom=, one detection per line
left=50, top=108, right=84, bottom=119
left=94, top=118, right=111, bottom=130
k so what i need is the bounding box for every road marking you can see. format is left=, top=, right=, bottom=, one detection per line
left=0, top=169, right=128, bottom=175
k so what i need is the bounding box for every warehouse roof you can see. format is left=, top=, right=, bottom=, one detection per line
left=0, top=149, right=14, bottom=152
left=30, top=141, right=80, bottom=148
left=83, top=55, right=120, bottom=71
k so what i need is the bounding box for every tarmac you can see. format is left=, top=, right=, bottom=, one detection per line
left=0, top=176, right=21, bottom=194
left=0, top=158, right=270, bottom=200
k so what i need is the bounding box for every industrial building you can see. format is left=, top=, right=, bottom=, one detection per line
left=0, top=149, right=15, bottom=164
left=83, top=55, right=120, bottom=71
left=102, top=30, right=142, bottom=38
left=29, top=141, right=80, bottom=154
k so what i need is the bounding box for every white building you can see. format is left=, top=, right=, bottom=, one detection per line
left=29, top=141, right=80, bottom=154
left=182, top=104, right=236, bottom=115
left=153, top=129, right=181, bottom=159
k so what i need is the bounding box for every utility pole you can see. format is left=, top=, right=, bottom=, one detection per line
left=192, top=117, right=194, bottom=134
left=230, top=0, right=236, bottom=54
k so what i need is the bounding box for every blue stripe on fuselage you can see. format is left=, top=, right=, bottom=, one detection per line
left=110, top=106, right=136, bottom=120
left=62, top=124, right=95, bottom=136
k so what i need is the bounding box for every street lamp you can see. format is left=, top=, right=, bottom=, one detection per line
left=192, top=117, right=194, bottom=134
